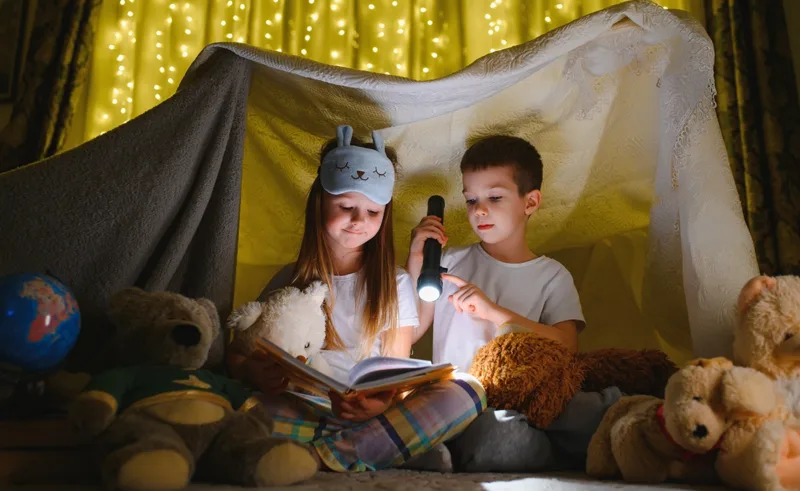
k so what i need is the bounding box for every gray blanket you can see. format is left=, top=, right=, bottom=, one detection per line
left=0, top=50, right=250, bottom=371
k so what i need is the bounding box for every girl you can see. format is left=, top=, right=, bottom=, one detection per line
left=227, top=125, right=486, bottom=473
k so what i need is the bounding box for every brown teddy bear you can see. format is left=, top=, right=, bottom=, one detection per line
left=68, top=287, right=318, bottom=491
left=586, top=357, right=777, bottom=484
left=468, top=328, right=678, bottom=428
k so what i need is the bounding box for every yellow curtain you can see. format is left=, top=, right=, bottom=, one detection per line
left=84, top=0, right=702, bottom=141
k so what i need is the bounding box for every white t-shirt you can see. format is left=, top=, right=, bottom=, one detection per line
left=432, top=243, right=585, bottom=373
left=261, top=264, right=420, bottom=383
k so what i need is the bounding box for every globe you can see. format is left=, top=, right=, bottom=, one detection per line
left=0, top=273, right=81, bottom=374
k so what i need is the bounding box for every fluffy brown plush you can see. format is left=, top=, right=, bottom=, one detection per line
left=468, top=331, right=678, bottom=429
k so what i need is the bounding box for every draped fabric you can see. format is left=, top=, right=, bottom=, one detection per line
left=0, top=1, right=766, bottom=370
left=81, top=0, right=701, bottom=141
left=227, top=1, right=756, bottom=364
left=705, top=0, right=800, bottom=276
left=0, top=50, right=250, bottom=372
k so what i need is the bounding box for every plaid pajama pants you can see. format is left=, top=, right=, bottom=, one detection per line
left=256, top=373, right=486, bottom=472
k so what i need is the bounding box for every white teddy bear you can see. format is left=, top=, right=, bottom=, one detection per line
left=226, top=281, right=333, bottom=377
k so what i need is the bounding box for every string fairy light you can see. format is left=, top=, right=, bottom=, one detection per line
left=103, top=0, right=138, bottom=132
left=154, top=26, right=164, bottom=101
left=97, top=0, right=503, bottom=135
left=86, top=0, right=697, bottom=140
left=483, top=0, right=511, bottom=55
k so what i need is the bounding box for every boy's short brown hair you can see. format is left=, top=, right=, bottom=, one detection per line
left=460, top=135, right=543, bottom=195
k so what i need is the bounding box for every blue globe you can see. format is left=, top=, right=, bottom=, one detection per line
left=0, top=273, right=81, bottom=374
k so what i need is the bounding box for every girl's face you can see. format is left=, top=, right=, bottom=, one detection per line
left=322, top=191, right=386, bottom=253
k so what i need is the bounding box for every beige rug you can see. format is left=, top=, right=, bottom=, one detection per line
left=8, top=471, right=730, bottom=490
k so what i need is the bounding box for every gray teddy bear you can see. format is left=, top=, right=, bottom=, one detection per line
left=69, top=287, right=317, bottom=490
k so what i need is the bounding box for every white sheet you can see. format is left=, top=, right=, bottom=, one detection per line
left=183, top=0, right=758, bottom=362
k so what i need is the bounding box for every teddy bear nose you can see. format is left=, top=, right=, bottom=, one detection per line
left=171, top=324, right=201, bottom=347
left=692, top=424, right=709, bottom=439
left=357, top=170, right=364, bottom=177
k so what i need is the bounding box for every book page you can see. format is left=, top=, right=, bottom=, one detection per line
left=347, top=357, right=432, bottom=386
left=254, top=339, right=455, bottom=400
left=254, top=339, right=348, bottom=395
left=350, top=364, right=456, bottom=396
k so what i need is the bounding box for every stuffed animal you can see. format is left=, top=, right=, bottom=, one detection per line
left=713, top=383, right=795, bottom=491
left=586, top=357, right=777, bottom=484
left=721, top=274, right=800, bottom=491
left=468, top=327, right=678, bottom=428
left=226, top=281, right=332, bottom=377
left=69, top=287, right=318, bottom=490
left=734, top=275, right=800, bottom=416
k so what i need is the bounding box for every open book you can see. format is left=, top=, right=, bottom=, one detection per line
left=253, top=338, right=456, bottom=399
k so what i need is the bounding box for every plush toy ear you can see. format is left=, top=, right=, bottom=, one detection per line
left=226, top=302, right=263, bottom=331
left=737, top=275, right=776, bottom=314
left=721, top=366, right=776, bottom=420
left=107, top=287, right=149, bottom=328
left=372, top=130, right=387, bottom=157
left=304, top=281, right=329, bottom=305
left=336, top=125, right=353, bottom=147
left=196, top=298, right=220, bottom=334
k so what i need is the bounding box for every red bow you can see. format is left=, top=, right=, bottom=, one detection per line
left=655, top=403, right=723, bottom=462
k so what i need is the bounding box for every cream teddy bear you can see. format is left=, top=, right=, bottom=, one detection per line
left=726, top=275, right=800, bottom=490
left=226, top=281, right=333, bottom=377
left=734, top=275, right=800, bottom=415
left=714, top=402, right=796, bottom=491
left=587, top=357, right=777, bottom=485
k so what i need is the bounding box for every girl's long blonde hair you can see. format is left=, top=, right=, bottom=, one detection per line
left=289, top=136, right=399, bottom=358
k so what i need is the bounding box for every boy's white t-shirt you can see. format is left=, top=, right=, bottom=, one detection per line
left=432, top=243, right=585, bottom=373
left=261, top=264, right=420, bottom=383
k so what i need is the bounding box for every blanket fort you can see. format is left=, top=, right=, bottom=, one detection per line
left=0, top=0, right=758, bottom=370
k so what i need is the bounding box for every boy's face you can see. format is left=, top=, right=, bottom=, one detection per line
left=461, top=165, right=541, bottom=245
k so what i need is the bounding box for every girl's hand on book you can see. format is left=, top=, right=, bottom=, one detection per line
left=246, top=351, right=306, bottom=395
left=331, top=390, right=397, bottom=422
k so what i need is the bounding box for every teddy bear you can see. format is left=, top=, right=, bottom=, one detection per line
left=68, top=287, right=318, bottom=491
left=718, top=274, right=800, bottom=491
left=586, top=357, right=778, bottom=484
left=468, top=328, right=679, bottom=428
left=734, top=275, right=800, bottom=416
left=226, top=281, right=332, bottom=377
left=713, top=401, right=796, bottom=491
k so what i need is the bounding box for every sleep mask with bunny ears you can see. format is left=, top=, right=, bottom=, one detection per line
left=320, top=125, right=395, bottom=205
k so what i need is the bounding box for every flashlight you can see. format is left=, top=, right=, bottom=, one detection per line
left=417, top=195, right=447, bottom=303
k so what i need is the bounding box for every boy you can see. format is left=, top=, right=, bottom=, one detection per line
left=405, top=135, right=621, bottom=472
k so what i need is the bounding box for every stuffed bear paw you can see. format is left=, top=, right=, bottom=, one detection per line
left=717, top=419, right=800, bottom=491
left=69, top=394, right=117, bottom=437
left=777, top=426, right=800, bottom=490
left=254, top=441, right=318, bottom=486
left=115, top=449, right=191, bottom=491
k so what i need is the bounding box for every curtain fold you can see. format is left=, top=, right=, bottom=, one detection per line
left=705, top=0, right=800, bottom=275
left=0, top=0, right=101, bottom=173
